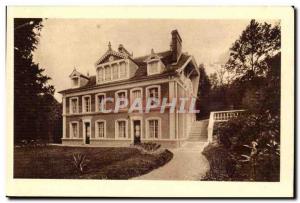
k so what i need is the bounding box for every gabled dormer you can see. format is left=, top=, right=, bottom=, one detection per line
left=144, top=49, right=165, bottom=76
left=69, top=68, right=89, bottom=88
left=95, top=42, right=138, bottom=84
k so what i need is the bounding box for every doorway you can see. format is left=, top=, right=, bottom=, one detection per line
left=84, top=122, right=91, bottom=144
left=133, top=120, right=141, bottom=145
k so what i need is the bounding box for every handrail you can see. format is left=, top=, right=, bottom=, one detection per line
left=207, top=110, right=245, bottom=142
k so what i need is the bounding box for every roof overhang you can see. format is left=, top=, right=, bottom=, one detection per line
left=176, top=56, right=199, bottom=76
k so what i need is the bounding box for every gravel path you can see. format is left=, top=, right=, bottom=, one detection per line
left=133, top=142, right=210, bottom=180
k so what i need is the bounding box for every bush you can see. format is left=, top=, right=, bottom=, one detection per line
left=72, top=153, right=88, bottom=174
left=134, top=142, right=161, bottom=154
left=203, top=111, right=280, bottom=181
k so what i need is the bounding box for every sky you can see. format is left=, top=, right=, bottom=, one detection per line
left=33, top=19, right=259, bottom=101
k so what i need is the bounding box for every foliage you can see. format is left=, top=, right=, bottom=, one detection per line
left=140, top=142, right=161, bottom=152
left=202, top=20, right=281, bottom=181
left=226, top=19, right=280, bottom=81
left=14, top=18, right=61, bottom=143
left=207, top=111, right=280, bottom=181
left=72, top=153, right=88, bottom=174
left=17, top=139, right=48, bottom=148
left=197, top=64, right=211, bottom=118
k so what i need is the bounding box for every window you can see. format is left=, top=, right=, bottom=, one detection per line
left=82, top=96, right=91, bottom=113
left=112, top=63, right=119, bottom=79
left=70, top=122, right=79, bottom=138
left=70, top=97, right=79, bottom=114
left=96, top=93, right=105, bottom=112
left=104, top=65, right=111, bottom=81
left=119, top=62, right=127, bottom=78
left=96, top=59, right=129, bottom=84
left=146, top=85, right=160, bottom=106
left=72, top=77, right=79, bottom=87
left=116, top=120, right=128, bottom=139
left=116, top=90, right=127, bottom=107
left=147, top=119, right=160, bottom=139
left=96, top=120, right=106, bottom=139
left=148, top=61, right=159, bottom=74
left=130, top=88, right=143, bottom=104
left=97, top=68, right=104, bottom=83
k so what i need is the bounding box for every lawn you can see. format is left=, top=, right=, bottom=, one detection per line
left=14, top=146, right=173, bottom=179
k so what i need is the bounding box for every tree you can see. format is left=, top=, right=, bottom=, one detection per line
left=197, top=64, right=211, bottom=119
left=14, top=18, right=58, bottom=143
left=226, top=19, right=280, bottom=81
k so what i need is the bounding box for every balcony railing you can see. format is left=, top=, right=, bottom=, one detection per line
left=207, top=110, right=245, bottom=142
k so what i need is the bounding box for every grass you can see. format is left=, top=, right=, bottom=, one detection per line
left=14, top=145, right=173, bottom=179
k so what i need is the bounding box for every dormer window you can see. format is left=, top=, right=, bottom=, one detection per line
left=148, top=60, right=159, bottom=75
left=145, top=49, right=165, bottom=76
left=112, top=63, right=118, bottom=79
left=97, top=68, right=104, bottom=83
left=97, top=60, right=129, bottom=84
left=72, top=77, right=79, bottom=88
left=69, top=68, right=89, bottom=89
left=95, top=43, right=138, bottom=84
left=104, top=65, right=111, bottom=81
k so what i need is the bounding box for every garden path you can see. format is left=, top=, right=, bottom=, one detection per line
left=133, top=142, right=210, bottom=180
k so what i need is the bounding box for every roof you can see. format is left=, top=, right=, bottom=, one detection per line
left=59, top=51, right=193, bottom=94
left=69, top=69, right=89, bottom=80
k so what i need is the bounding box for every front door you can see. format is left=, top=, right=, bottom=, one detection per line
left=85, top=122, right=90, bottom=144
left=133, top=120, right=141, bottom=145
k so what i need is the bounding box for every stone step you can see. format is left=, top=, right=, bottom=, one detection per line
left=190, top=127, right=204, bottom=130
left=189, top=133, right=204, bottom=137
left=190, top=129, right=207, bottom=133
left=189, top=131, right=208, bottom=135
left=190, top=129, right=207, bottom=132
left=188, top=137, right=208, bottom=141
left=189, top=135, right=208, bottom=138
left=188, top=120, right=209, bottom=142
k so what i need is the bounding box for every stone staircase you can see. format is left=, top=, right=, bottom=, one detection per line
left=187, top=119, right=209, bottom=142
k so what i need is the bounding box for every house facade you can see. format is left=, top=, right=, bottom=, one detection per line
left=59, top=30, right=200, bottom=148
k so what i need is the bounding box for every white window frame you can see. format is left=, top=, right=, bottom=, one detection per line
left=111, top=63, right=119, bottom=80
left=115, top=119, right=129, bottom=139
left=115, top=90, right=128, bottom=108
left=69, top=97, right=79, bottom=114
left=119, top=61, right=127, bottom=79
left=145, top=117, right=162, bottom=140
left=95, top=93, right=106, bottom=112
left=82, top=95, right=91, bottom=113
left=95, top=119, right=106, bottom=139
left=146, top=85, right=161, bottom=107
left=103, top=65, right=111, bottom=82
left=97, top=67, right=104, bottom=83
left=130, top=87, right=143, bottom=104
left=96, top=59, right=130, bottom=85
left=147, top=59, right=160, bottom=75
left=69, top=121, right=80, bottom=139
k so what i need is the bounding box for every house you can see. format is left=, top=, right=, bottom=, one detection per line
left=58, top=30, right=200, bottom=147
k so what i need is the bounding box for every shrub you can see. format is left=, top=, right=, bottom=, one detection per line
left=203, top=110, right=280, bottom=181
left=134, top=142, right=161, bottom=154
left=72, top=153, right=88, bottom=174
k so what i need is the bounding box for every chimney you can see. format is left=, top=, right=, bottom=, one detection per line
left=170, top=30, right=182, bottom=63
